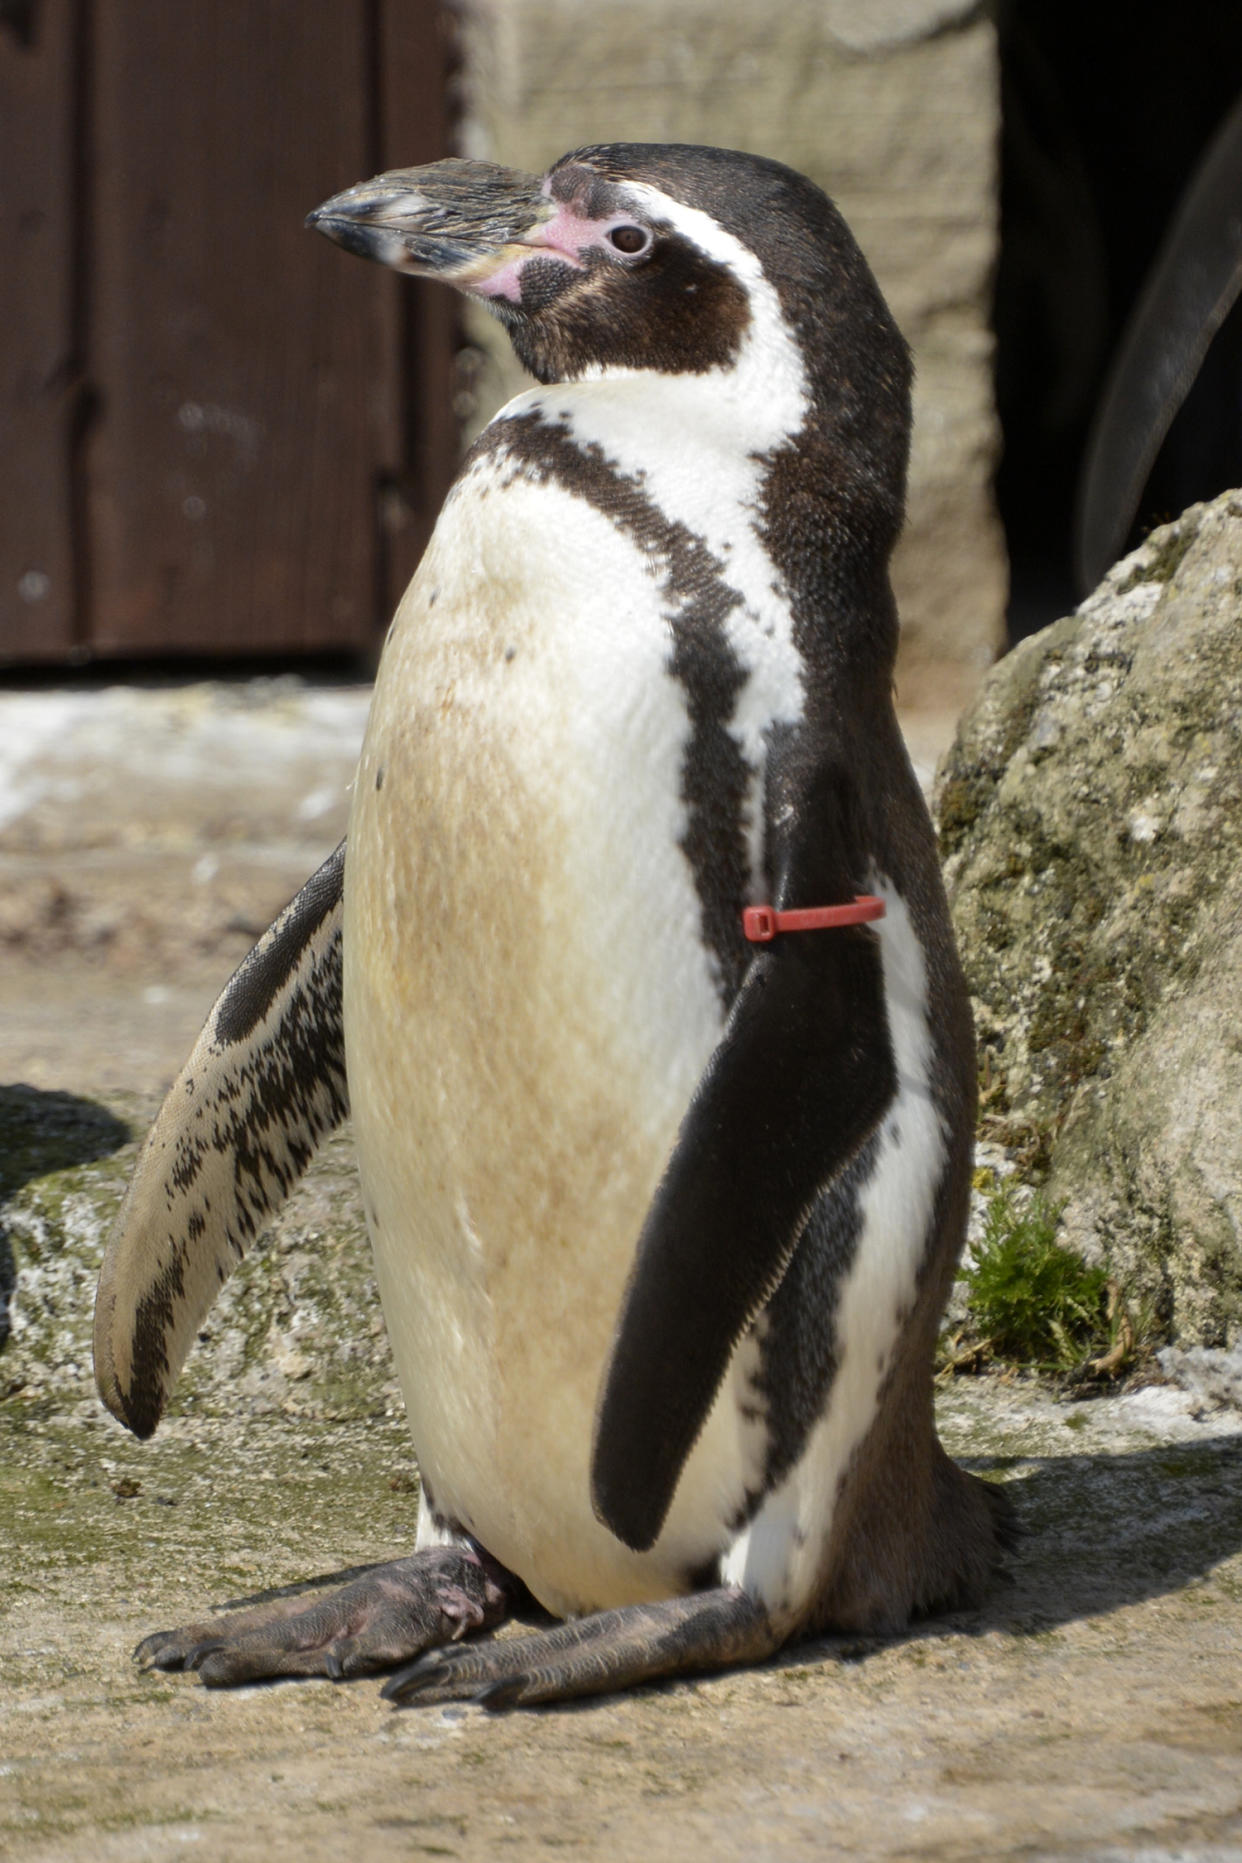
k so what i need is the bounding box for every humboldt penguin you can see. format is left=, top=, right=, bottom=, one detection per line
left=93, top=143, right=1014, bottom=1707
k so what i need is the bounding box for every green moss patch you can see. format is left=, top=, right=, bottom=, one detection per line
left=962, top=1186, right=1112, bottom=1373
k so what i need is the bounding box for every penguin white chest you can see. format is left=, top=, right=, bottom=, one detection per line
left=344, top=454, right=767, bottom=1613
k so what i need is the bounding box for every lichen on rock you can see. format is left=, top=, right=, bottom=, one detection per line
left=0, top=1085, right=133, bottom=1400
left=0, top=1082, right=396, bottom=1429
left=939, top=491, right=1242, bottom=1347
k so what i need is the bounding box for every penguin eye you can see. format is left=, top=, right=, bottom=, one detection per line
left=607, top=224, right=651, bottom=257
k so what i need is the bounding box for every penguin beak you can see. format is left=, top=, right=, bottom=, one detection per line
left=307, top=158, right=560, bottom=301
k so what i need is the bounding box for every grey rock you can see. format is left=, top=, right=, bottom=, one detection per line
left=1160, top=1342, right=1242, bottom=1413
left=0, top=1082, right=391, bottom=1426
left=938, top=492, right=1242, bottom=1347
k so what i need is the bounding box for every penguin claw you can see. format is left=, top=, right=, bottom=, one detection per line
left=382, top=1645, right=530, bottom=1711
left=380, top=1652, right=452, bottom=1703
left=134, top=1629, right=192, bottom=1671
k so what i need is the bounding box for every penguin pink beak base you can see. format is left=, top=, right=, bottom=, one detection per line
left=307, top=158, right=655, bottom=308
left=95, top=142, right=1016, bottom=1710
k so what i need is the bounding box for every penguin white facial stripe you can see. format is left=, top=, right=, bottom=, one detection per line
left=569, top=180, right=809, bottom=451
left=620, top=181, right=783, bottom=300
left=93, top=845, right=348, bottom=1439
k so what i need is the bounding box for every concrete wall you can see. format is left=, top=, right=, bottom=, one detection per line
left=455, top=0, right=1007, bottom=714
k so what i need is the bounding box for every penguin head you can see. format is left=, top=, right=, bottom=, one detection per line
left=310, top=144, right=911, bottom=561
left=310, top=145, right=905, bottom=396
left=309, top=149, right=738, bottom=383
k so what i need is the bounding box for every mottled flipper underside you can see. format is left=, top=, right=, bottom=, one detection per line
left=94, top=843, right=348, bottom=1438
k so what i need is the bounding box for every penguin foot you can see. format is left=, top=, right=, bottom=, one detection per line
left=382, top=1584, right=778, bottom=1710
left=135, top=1546, right=518, bottom=1687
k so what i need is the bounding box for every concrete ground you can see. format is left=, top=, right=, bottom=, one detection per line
left=2, top=678, right=1241, bottom=1861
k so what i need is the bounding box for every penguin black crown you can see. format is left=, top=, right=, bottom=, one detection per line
left=93, top=143, right=1014, bottom=1707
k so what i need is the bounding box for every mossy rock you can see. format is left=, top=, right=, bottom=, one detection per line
left=939, top=493, right=1242, bottom=1347
left=0, top=1083, right=393, bottom=1428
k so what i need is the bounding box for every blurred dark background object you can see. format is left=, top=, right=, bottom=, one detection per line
left=995, top=0, right=1242, bottom=638
left=1075, top=91, right=1242, bottom=596
left=0, top=0, right=456, bottom=668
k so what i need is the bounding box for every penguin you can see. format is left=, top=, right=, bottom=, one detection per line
left=93, top=143, right=1014, bottom=1708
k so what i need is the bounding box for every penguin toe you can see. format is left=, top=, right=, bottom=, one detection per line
left=131, top=1547, right=521, bottom=1687
left=134, top=1628, right=205, bottom=1671
left=383, top=1587, right=778, bottom=1709
left=382, top=1641, right=532, bottom=1709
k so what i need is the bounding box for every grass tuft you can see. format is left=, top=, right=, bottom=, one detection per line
left=957, top=1184, right=1151, bottom=1378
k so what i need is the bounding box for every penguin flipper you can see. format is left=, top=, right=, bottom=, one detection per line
left=591, top=918, right=896, bottom=1553
left=93, top=842, right=348, bottom=1439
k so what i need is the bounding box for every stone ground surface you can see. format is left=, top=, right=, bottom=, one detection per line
left=2, top=678, right=1242, bottom=1861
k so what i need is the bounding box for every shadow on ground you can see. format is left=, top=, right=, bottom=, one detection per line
left=773, top=1432, right=1242, bottom=1690
left=971, top=1435, right=1242, bottom=1624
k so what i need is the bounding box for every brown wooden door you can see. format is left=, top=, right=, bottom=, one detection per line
left=0, top=0, right=78, bottom=662
left=0, top=0, right=455, bottom=666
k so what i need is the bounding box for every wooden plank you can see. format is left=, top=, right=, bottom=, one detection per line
left=0, top=0, right=78, bottom=664
left=377, top=0, right=458, bottom=610
left=85, top=0, right=390, bottom=657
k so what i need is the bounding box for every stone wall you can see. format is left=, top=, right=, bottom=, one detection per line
left=456, top=0, right=1007, bottom=710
